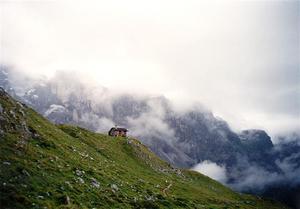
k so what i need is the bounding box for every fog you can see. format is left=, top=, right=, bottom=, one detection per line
left=192, top=146, right=300, bottom=193
left=3, top=66, right=300, bottom=195
left=1, top=0, right=299, bottom=137
left=192, top=161, right=227, bottom=183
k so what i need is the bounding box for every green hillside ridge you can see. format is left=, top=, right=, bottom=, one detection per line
left=0, top=88, right=288, bottom=209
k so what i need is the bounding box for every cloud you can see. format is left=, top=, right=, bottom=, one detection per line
left=127, top=98, right=176, bottom=140
left=3, top=63, right=300, bottom=197
left=227, top=140, right=300, bottom=192
left=192, top=137, right=300, bottom=192
left=1, top=0, right=299, bottom=137
left=192, top=160, right=227, bottom=183
left=229, top=165, right=282, bottom=192
left=276, top=153, right=300, bottom=185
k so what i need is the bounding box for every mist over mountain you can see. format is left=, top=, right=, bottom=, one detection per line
left=1, top=1, right=299, bottom=208
left=1, top=67, right=299, bottom=208
left=1, top=86, right=290, bottom=209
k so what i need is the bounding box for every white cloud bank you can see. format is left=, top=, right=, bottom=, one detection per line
left=192, top=160, right=227, bottom=183
left=1, top=0, right=299, bottom=137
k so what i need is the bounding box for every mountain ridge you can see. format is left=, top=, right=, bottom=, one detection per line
left=1, top=68, right=300, bottom=208
left=0, top=87, right=288, bottom=208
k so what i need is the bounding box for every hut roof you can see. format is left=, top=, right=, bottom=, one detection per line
left=109, top=127, right=128, bottom=132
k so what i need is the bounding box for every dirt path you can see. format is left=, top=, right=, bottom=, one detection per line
left=162, top=183, right=173, bottom=196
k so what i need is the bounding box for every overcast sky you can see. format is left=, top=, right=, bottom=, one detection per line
left=1, top=0, right=299, bottom=137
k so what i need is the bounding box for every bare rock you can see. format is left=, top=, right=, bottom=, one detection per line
left=91, top=178, right=100, bottom=188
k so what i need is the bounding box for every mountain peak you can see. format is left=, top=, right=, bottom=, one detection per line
left=239, top=129, right=273, bottom=148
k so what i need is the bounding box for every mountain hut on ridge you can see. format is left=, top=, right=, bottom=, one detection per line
left=108, top=126, right=128, bottom=137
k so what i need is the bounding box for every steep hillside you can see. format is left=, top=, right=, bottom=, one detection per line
left=0, top=87, right=289, bottom=209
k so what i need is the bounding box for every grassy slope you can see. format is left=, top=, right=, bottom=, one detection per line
left=0, top=90, right=288, bottom=209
